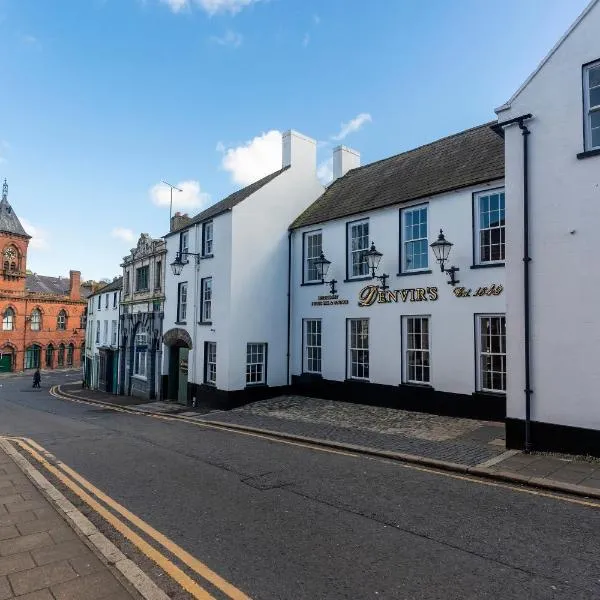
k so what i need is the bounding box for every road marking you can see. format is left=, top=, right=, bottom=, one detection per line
left=49, top=385, right=600, bottom=510
left=15, top=437, right=251, bottom=600
left=476, top=450, right=520, bottom=469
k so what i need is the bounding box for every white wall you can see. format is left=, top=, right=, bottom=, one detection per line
left=499, top=1, right=600, bottom=430
left=291, top=181, right=506, bottom=395
left=227, top=161, right=324, bottom=390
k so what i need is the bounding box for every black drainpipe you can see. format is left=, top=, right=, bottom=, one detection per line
left=491, top=113, right=533, bottom=451
left=286, top=230, right=292, bottom=387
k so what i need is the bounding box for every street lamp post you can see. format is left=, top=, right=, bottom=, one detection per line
left=161, top=180, right=183, bottom=223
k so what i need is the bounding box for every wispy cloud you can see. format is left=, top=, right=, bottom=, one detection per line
left=313, top=14, right=321, bottom=25
left=160, top=0, right=260, bottom=15
left=21, top=34, right=39, bottom=46
left=20, top=218, right=49, bottom=250
left=210, top=29, right=243, bottom=48
left=332, top=113, right=372, bottom=141
left=150, top=180, right=211, bottom=210
left=302, top=33, right=310, bottom=48
left=111, top=227, right=137, bottom=244
left=218, top=130, right=281, bottom=186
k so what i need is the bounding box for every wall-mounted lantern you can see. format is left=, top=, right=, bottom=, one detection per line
left=366, top=242, right=389, bottom=290
left=313, top=252, right=337, bottom=294
left=170, top=251, right=200, bottom=276
left=430, top=229, right=460, bottom=286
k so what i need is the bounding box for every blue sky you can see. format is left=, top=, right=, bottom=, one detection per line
left=0, top=0, right=590, bottom=281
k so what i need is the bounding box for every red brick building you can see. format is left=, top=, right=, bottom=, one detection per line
left=0, top=180, right=91, bottom=372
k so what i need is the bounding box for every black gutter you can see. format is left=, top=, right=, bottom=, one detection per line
left=491, top=113, right=533, bottom=452
left=286, top=231, right=292, bottom=386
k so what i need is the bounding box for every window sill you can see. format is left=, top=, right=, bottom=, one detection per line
left=197, top=321, right=213, bottom=326
left=344, top=377, right=370, bottom=383
left=174, top=321, right=186, bottom=325
left=470, top=263, right=505, bottom=270
left=343, top=276, right=372, bottom=283
left=576, top=148, right=600, bottom=160
left=301, top=281, right=323, bottom=287
left=200, top=254, right=214, bottom=260
left=473, top=390, right=506, bottom=398
left=203, top=381, right=216, bottom=387
left=132, top=374, right=148, bottom=381
left=134, top=289, right=150, bottom=293
left=396, top=270, right=432, bottom=277
left=245, top=383, right=267, bottom=389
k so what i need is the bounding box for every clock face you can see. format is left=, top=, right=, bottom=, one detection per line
left=3, top=248, right=16, bottom=260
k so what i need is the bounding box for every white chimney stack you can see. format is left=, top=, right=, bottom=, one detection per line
left=282, top=130, right=317, bottom=173
left=333, top=145, right=360, bottom=181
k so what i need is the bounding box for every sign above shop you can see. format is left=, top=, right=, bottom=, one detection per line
left=358, top=285, right=439, bottom=307
left=453, top=284, right=503, bottom=298
left=311, top=294, right=349, bottom=307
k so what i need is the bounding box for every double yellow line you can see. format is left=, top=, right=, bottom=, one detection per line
left=10, top=437, right=251, bottom=600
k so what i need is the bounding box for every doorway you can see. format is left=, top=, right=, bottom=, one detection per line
left=178, top=347, right=189, bottom=405
left=0, top=352, right=12, bottom=372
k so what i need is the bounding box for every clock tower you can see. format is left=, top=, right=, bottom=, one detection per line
left=0, top=179, right=31, bottom=293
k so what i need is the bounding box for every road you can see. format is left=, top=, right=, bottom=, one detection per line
left=1, top=372, right=599, bottom=600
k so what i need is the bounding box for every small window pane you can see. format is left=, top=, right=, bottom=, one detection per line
left=589, top=65, right=600, bottom=89
left=590, top=87, right=600, bottom=109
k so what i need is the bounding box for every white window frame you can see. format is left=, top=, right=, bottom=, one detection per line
left=105, top=294, right=108, bottom=309
left=30, top=309, right=41, bottom=331
left=96, top=321, right=100, bottom=344
left=347, top=318, right=369, bottom=380
left=103, top=320, right=108, bottom=345
left=177, top=282, right=187, bottom=323
left=476, top=314, right=506, bottom=393
left=180, top=230, right=189, bottom=257
left=201, top=278, right=212, bottom=323
left=111, top=320, right=117, bottom=346
left=134, top=332, right=148, bottom=379
left=474, top=189, right=505, bottom=265
left=303, top=319, right=322, bottom=374
left=205, top=342, right=217, bottom=385
left=303, top=230, right=322, bottom=283
left=246, top=343, right=266, bottom=385
left=402, top=316, right=431, bottom=384
left=347, top=219, right=369, bottom=279
left=202, top=222, right=213, bottom=256
left=2, top=308, right=14, bottom=331
left=400, top=204, right=429, bottom=273
left=584, top=61, right=600, bottom=151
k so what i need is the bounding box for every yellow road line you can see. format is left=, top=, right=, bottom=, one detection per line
left=14, top=439, right=219, bottom=600
left=18, top=437, right=251, bottom=600
left=49, top=386, right=600, bottom=510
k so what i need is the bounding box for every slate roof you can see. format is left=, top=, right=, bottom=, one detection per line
left=92, top=276, right=123, bottom=296
left=290, top=122, right=504, bottom=230
left=166, top=166, right=290, bottom=236
left=25, top=274, right=94, bottom=299
left=0, top=197, right=30, bottom=238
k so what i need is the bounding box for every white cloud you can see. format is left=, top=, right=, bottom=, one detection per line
left=210, top=29, right=243, bottom=48
left=160, top=0, right=188, bottom=12
left=313, top=14, right=320, bottom=25
left=317, top=157, right=333, bottom=185
left=332, top=113, right=372, bottom=141
left=20, top=218, right=49, bottom=250
left=21, top=34, right=39, bottom=45
left=161, top=0, right=259, bottom=15
left=302, top=33, right=310, bottom=47
left=150, top=180, right=211, bottom=210
left=219, top=130, right=281, bottom=186
left=111, top=227, right=137, bottom=243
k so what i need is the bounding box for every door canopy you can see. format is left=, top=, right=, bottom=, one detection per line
left=162, top=327, right=193, bottom=349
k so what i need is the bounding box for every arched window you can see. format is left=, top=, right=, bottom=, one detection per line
left=25, top=345, right=41, bottom=369
left=3, top=261, right=8, bottom=271
left=67, top=343, right=74, bottom=366
left=30, top=309, right=41, bottom=331
left=57, top=310, right=67, bottom=331
left=45, top=344, right=54, bottom=368
left=10, top=262, right=16, bottom=272
left=2, top=308, right=15, bottom=331
left=57, top=344, right=65, bottom=367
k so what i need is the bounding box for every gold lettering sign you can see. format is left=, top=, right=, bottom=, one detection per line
left=311, top=294, right=349, bottom=307
left=453, top=284, right=503, bottom=298
left=358, top=285, right=438, bottom=307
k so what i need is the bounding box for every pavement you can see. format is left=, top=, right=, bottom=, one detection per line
left=3, top=373, right=600, bottom=598
left=0, top=442, right=138, bottom=600
left=60, top=384, right=600, bottom=498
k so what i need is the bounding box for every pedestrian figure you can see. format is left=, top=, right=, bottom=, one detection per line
left=33, top=368, right=41, bottom=388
